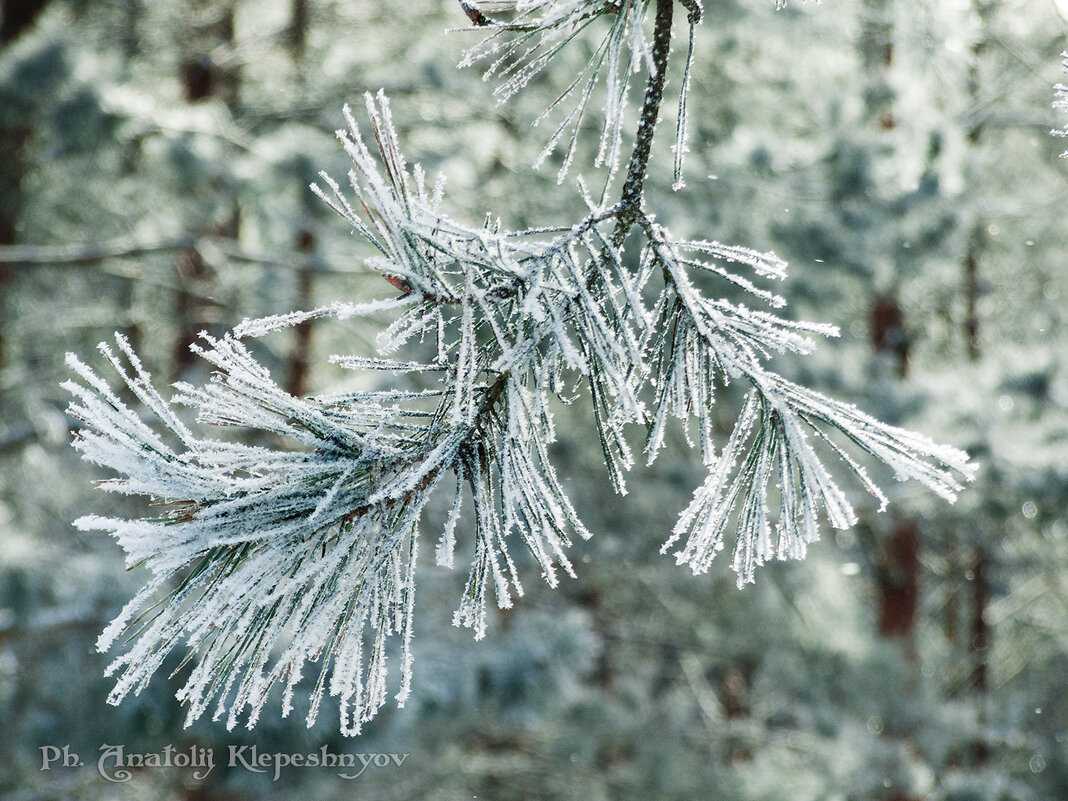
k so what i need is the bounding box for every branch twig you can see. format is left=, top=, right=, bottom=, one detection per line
left=612, top=0, right=674, bottom=245
left=0, top=235, right=196, bottom=266
left=457, top=1, right=491, bottom=26
left=0, top=235, right=365, bottom=274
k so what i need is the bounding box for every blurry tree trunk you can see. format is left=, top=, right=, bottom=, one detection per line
left=870, top=293, right=909, bottom=379
left=286, top=232, right=316, bottom=397
left=172, top=1, right=240, bottom=378
left=172, top=236, right=223, bottom=378
left=858, top=0, right=921, bottom=652
left=859, top=9, right=922, bottom=795
left=860, top=0, right=895, bottom=130
left=963, top=231, right=981, bottom=362
left=576, top=583, right=615, bottom=690
left=967, top=549, right=989, bottom=692
left=876, top=519, right=920, bottom=638
left=861, top=0, right=909, bottom=380
left=179, top=1, right=239, bottom=107
left=0, top=124, right=26, bottom=374
left=944, top=533, right=959, bottom=644
left=282, top=2, right=318, bottom=398
left=117, top=0, right=143, bottom=63
left=290, top=0, right=309, bottom=66
left=119, top=0, right=145, bottom=352
left=719, top=659, right=756, bottom=763
left=0, top=2, right=45, bottom=373
left=961, top=1, right=994, bottom=766
left=282, top=0, right=316, bottom=397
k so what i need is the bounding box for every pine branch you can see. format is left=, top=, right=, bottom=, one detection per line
left=65, top=3, right=976, bottom=736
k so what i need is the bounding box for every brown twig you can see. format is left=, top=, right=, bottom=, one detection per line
left=612, top=0, right=675, bottom=246
left=458, top=1, right=491, bottom=26
left=678, top=0, right=703, bottom=24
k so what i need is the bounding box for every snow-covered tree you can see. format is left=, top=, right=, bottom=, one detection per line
left=63, top=0, right=974, bottom=735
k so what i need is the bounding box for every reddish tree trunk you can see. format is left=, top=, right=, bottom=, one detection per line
left=869, top=293, right=910, bottom=378
left=877, top=520, right=921, bottom=638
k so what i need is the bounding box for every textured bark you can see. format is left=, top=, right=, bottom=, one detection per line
left=457, top=1, right=491, bottom=26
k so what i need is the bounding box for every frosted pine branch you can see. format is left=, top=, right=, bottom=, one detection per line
left=67, top=5, right=974, bottom=735
left=642, top=224, right=974, bottom=586
left=64, top=95, right=642, bottom=732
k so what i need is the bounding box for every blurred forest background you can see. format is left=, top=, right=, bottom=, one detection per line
left=1, top=0, right=1067, bottom=799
